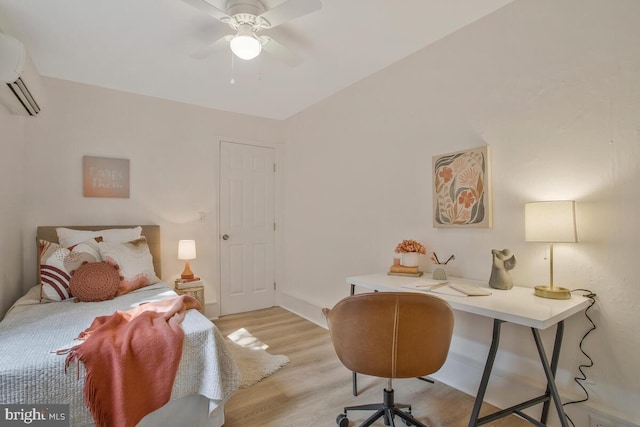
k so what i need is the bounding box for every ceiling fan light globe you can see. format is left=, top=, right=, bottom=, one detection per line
left=230, top=35, right=261, bottom=60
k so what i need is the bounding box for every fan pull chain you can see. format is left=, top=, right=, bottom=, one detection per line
left=257, top=51, right=262, bottom=81
left=230, top=50, right=236, bottom=85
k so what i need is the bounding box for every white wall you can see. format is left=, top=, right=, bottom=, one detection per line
left=0, top=106, right=27, bottom=317
left=20, top=77, right=285, bottom=317
left=282, top=0, right=640, bottom=424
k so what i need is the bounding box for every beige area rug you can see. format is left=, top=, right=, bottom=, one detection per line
left=225, top=328, right=290, bottom=388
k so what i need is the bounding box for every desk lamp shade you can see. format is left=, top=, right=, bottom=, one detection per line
left=525, top=201, right=577, bottom=299
left=178, top=240, right=197, bottom=280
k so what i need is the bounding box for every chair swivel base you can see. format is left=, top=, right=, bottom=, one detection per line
left=336, top=388, right=428, bottom=427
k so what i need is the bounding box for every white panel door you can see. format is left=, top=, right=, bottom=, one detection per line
left=219, top=141, right=275, bottom=315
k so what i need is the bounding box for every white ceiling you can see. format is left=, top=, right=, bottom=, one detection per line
left=0, top=0, right=515, bottom=120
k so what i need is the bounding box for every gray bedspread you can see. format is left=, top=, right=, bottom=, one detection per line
left=0, top=284, right=240, bottom=426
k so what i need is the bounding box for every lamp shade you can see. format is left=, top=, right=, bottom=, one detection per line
left=525, top=201, right=577, bottom=243
left=230, top=24, right=261, bottom=60
left=178, top=240, right=197, bottom=260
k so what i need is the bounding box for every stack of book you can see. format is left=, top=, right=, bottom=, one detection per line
left=388, top=265, right=423, bottom=277
left=175, top=277, right=202, bottom=290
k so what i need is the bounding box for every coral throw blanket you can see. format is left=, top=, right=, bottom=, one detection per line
left=65, top=295, right=202, bottom=427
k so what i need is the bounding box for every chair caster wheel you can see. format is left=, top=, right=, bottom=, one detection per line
left=336, top=413, right=349, bottom=427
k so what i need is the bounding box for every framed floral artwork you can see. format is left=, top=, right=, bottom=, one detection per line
left=432, top=145, right=492, bottom=228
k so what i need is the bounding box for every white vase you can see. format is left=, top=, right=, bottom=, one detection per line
left=401, top=252, right=419, bottom=267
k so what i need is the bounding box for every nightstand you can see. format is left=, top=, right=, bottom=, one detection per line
left=174, top=279, right=204, bottom=314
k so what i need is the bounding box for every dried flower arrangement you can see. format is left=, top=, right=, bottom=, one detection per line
left=394, top=239, right=427, bottom=254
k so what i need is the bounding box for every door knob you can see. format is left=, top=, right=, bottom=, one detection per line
left=222, top=234, right=229, bottom=240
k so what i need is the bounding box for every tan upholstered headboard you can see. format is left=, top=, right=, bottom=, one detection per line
left=36, top=225, right=161, bottom=278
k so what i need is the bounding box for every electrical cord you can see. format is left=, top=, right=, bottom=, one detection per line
left=562, top=289, right=597, bottom=427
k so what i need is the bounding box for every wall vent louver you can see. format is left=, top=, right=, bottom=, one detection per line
left=6, top=77, right=41, bottom=116
left=0, top=33, right=46, bottom=116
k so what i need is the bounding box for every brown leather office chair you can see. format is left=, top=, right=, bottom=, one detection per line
left=323, top=292, right=454, bottom=427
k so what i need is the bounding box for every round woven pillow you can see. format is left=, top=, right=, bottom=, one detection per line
left=69, top=262, right=120, bottom=302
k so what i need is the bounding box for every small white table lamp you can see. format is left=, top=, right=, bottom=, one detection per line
left=178, top=240, right=197, bottom=280
left=525, top=200, right=577, bottom=299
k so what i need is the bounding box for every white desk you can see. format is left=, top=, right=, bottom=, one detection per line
left=346, top=274, right=591, bottom=427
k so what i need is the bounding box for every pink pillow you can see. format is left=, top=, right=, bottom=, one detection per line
left=69, top=262, right=120, bottom=302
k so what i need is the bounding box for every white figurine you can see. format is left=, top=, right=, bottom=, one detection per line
left=489, top=249, right=517, bottom=290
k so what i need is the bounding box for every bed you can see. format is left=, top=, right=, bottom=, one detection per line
left=0, top=225, right=240, bottom=427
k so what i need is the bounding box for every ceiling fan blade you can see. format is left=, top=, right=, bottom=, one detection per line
left=191, top=35, right=233, bottom=59
left=261, top=36, right=303, bottom=67
left=258, top=0, right=322, bottom=29
left=181, top=0, right=231, bottom=22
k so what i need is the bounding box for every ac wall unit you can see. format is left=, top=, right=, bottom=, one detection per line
left=0, top=33, right=45, bottom=116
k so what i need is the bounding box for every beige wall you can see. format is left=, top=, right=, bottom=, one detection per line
left=19, top=77, right=285, bottom=316
left=0, top=106, right=27, bottom=316
left=283, top=0, right=640, bottom=424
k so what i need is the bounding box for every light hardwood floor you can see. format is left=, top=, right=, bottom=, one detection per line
left=213, top=307, right=530, bottom=427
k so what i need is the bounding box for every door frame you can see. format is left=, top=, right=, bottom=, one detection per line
left=215, top=137, right=284, bottom=317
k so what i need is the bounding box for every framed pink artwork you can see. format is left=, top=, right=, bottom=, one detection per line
left=83, top=156, right=130, bottom=198
left=432, top=145, right=492, bottom=228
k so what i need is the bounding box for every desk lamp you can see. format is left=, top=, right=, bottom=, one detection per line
left=525, top=200, right=577, bottom=299
left=178, top=240, right=197, bottom=280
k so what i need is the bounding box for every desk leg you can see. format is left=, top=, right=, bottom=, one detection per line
left=352, top=371, right=358, bottom=396
left=468, top=319, right=504, bottom=427
left=532, top=322, right=568, bottom=427
left=348, top=284, right=381, bottom=396
left=468, top=320, right=569, bottom=427
left=350, top=284, right=358, bottom=395
left=540, top=321, right=563, bottom=423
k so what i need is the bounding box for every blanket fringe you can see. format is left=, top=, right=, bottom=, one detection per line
left=64, top=347, right=86, bottom=380
left=84, top=370, right=112, bottom=427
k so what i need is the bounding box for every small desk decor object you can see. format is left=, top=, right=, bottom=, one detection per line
left=431, top=252, right=454, bottom=280
left=387, top=268, right=423, bottom=277
left=432, top=266, right=447, bottom=280
left=488, top=248, right=517, bottom=290
left=388, top=259, right=423, bottom=277
left=389, top=239, right=427, bottom=276
left=394, top=239, right=426, bottom=267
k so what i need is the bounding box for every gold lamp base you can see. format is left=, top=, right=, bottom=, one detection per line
left=534, top=285, right=571, bottom=300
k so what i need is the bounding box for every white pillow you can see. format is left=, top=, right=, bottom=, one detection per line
left=56, top=226, right=142, bottom=247
left=98, top=237, right=160, bottom=296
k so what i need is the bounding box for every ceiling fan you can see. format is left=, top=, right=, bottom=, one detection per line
left=182, top=0, right=322, bottom=66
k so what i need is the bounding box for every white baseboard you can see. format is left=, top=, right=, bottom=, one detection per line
left=275, top=290, right=327, bottom=327
left=204, top=302, right=219, bottom=320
